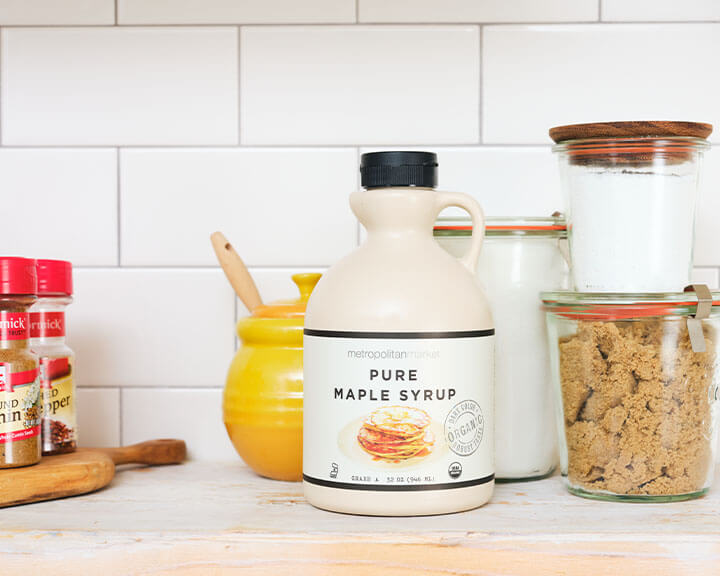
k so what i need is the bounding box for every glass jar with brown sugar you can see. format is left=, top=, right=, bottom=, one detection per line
left=543, top=289, right=720, bottom=502
left=0, top=257, right=41, bottom=468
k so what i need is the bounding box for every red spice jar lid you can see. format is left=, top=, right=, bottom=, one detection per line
left=0, top=257, right=37, bottom=295
left=35, top=259, right=73, bottom=296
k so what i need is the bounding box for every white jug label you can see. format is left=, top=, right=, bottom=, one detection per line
left=303, top=329, right=494, bottom=491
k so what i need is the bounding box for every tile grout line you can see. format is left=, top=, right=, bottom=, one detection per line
left=68, top=264, right=720, bottom=275
left=237, top=25, right=242, bottom=145
left=355, top=0, right=359, bottom=23
left=598, top=0, right=603, bottom=22
left=0, top=27, right=3, bottom=146
left=118, top=387, right=124, bottom=445
left=355, top=147, right=361, bottom=246
left=0, top=21, right=715, bottom=28
left=80, top=386, right=225, bottom=391
left=0, top=142, right=568, bottom=150
left=0, top=21, right=712, bottom=28
left=117, top=148, right=122, bottom=266
left=477, top=25, right=483, bottom=145
left=114, top=0, right=118, bottom=25
left=72, top=264, right=332, bottom=270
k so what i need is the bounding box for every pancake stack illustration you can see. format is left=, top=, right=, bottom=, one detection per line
left=357, top=406, right=435, bottom=461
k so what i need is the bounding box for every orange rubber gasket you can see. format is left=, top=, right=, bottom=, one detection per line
left=434, top=225, right=566, bottom=231
left=543, top=300, right=720, bottom=321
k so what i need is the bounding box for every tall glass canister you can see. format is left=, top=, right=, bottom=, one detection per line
left=435, top=216, right=570, bottom=480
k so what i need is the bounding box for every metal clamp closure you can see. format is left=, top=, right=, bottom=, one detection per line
left=683, top=284, right=712, bottom=353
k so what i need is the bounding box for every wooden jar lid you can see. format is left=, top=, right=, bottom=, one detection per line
left=549, top=121, right=713, bottom=143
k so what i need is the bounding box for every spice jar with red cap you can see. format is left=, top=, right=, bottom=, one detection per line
left=30, top=259, right=77, bottom=455
left=0, top=257, right=41, bottom=468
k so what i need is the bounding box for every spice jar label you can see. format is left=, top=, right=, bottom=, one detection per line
left=30, top=311, right=65, bottom=339
left=39, top=356, right=76, bottom=454
left=0, top=363, right=41, bottom=444
left=303, top=331, right=494, bottom=491
left=0, top=312, right=29, bottom=341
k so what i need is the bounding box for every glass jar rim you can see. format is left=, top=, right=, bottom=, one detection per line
left=552, top=136, right=711, bottom=154
left=434, top=216, right=567, bottom=238
left=542, top=290, right=720, bottom=320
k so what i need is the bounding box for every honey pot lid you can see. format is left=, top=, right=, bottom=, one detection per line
left=252, top=273, right=322, bottom=319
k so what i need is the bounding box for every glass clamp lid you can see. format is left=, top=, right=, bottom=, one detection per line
left=548, top=121, right=712, bottom=167
left=434, top=215, right=567, bottom=238
left=541, top=288, right=720, bottom=320
left=542, top=285, right=719, bottom=354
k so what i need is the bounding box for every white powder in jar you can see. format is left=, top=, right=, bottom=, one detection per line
left=566, top=166, right=697, bottom=292
left=438, top=230, right=568, bottom=479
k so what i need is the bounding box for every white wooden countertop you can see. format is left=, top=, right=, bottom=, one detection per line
left=2, top=461, right=719, bottom=575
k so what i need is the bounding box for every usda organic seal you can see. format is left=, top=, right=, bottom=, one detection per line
left=445, top=400, right=484, bottom=456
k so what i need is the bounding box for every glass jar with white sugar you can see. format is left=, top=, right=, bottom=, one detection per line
left=435, top=216, right=570, bottom=481
left=550, top=121, right=712, bottom=293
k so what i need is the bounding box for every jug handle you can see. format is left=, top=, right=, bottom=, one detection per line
left=434, top=192, right=485, bottom=274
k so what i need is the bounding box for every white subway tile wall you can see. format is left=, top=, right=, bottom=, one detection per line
left=359, top=0, right=598, bottom=23
left=0, top=149, right=117, bottom=265
left=0, top=0, right=114, bottom=25
left=240, top=26, right=480, bottom=145
left=2, top=27, right=239, bottom=145
left=121, top=389, right=236, bottom=461
left=0, top=0, right=717, bottom=459
left=77, top=388, right=120, bottom=448
left=482, top=24, right=720, bottom=144
left=694, top=146, right=720, bottom=266
left=69, top=269, right=235, bottom=389
left=118, top=0, right=355, bottom=24
left=690, top=268, right=719, bottom=290
left=120, top=148, right=357, bottom=266
left=601, top=0, right=720, bottom=22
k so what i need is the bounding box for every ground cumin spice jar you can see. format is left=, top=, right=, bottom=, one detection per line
left=0, top=257, right=41, bottom=468
left=31, top=259, right=76, bottom=455
left=543, top=290, right=720, bottom=502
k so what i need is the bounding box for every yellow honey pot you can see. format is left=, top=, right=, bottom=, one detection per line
left=223, top=273, right=320, bottom=481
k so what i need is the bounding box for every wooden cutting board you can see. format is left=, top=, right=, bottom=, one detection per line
left=0, top=439, right=186, bottom=508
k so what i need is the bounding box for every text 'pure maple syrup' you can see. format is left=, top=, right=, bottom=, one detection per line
left=303, top=151, right=495, bottom=516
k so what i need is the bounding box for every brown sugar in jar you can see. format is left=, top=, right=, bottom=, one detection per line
left=0, top=257, right=41, bottom=468
left=543, top=291, right=720, bottom=502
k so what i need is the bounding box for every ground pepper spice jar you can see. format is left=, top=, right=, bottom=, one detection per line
left=0, top=257, right=41, bottom=468
left=31, top=259, right=77, bottom=455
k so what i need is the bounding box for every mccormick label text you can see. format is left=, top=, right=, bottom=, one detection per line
left=30, top=311, right=65, bottom=339
left=0, top=312, right=28, bottom=341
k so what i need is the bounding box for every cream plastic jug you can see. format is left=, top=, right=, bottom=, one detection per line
left=303, top=151, right=495, bottom=516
